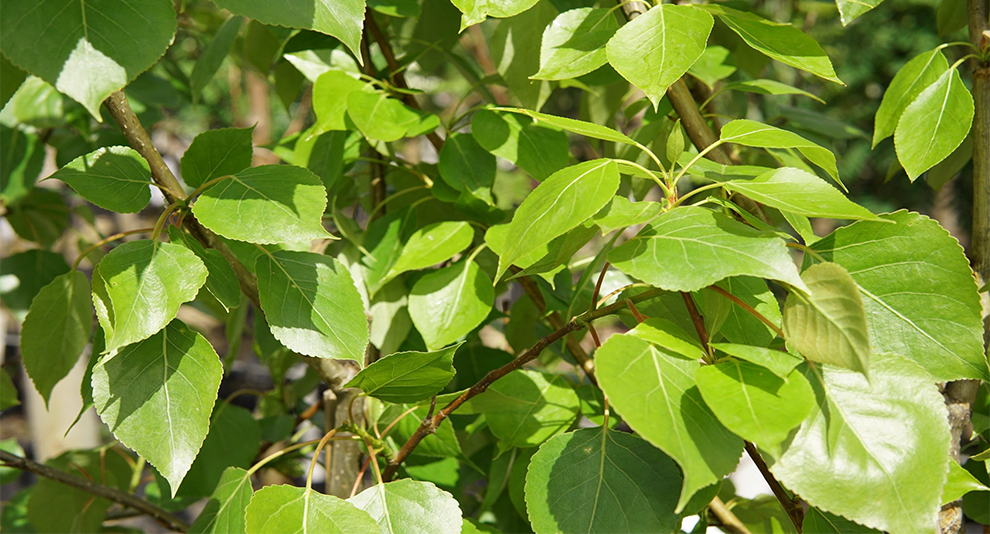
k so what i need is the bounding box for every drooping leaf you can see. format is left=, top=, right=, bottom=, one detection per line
left=246, top=484, right=380, bottom=534
left=6, top=188, right=70, bottom=247
left=409, top=259, right=494, bottom=350
left=168, top=227, right=242, bottom=311
left=723, top=168, right=879, bottom=221
left=0, top=126, right=45, bottom=206
left=533, top=7, right=619, bottom=81
left=471, top=110, right=569, bottom=181
left=592, top=196, right=662, bottom=233
left=313, top=70, right=369, bottom=133
left=709, top=343, right=803, bottom=379
left=256, top=250, right=369, bottom=362
left=606, top=4, right=714, bottom=107
left=722, top=79, right=825, bottom=103
left=772, top=353, right=952, bottom=534
left=212, top=0, right=365, bottom=61
left=181, top=127, right=254, bottom=189
left=47, top=146, right=152, bottom=213
left=437, top=133, right=497, bottom=205
left=608, top=205, right=807, bottom=293
left=810, top=211, right=988, bottom=381
left=525, top=426, right=682, bottom=534
left=894, top=68, right=975, bottom=180
left=348, top=479, right=463, bottom=534
left=701, top=5, right=841, bottom=84
left=92, top=319, right=222, bottom=495
left=719, top=120, right=840, bottom=186
left=489, top=2, right=556, bottom=110
left=0, top=0, right=177, bottom=118
left=346, top=90, right=422, bottom=143
left=189, top=467, right=253, bottom=534
left=696, top=361, right=814, bottom=453
left=471, top=370, right=580, bottom=449
left=835, top=0, right=883, bottom=25
left=386, top=221, right=474, bottom=280
left=345, top=343, right=460, bottom=403
left=496, top=159, right=619, bottom=281
left=0, top=370, right=19, bottom=411
left=783, top=262, right=870, bottom=375
left=192, top=164, right=332, bottom=244
left=190, top=16, right=244, bottom=101
left=20, top=271, right=92, bottom=405
left=872, top=48, right=949, bottom=147
left=176, top=403, right=261, bottom=499
left=0, top=249, right=69, bottom=321
left=95, top=240, right=208, bottom=352
left=596, top=325, right=743, bottom=511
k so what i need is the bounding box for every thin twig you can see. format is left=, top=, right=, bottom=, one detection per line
left=681, top=291, right=712, bottom=361
left=709, top=497, right=754, bottom=534
left=745, top=442, right=804, bottom=532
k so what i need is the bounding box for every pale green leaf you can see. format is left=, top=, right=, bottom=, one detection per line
left=724, top=168, right=879, bottom=220
left=386, top=221, right=474, bottom=280
left=212, top=0, right=366, bottom=61
left=497, top=107, right=637, bottom=146
left=313, top=70, right=369, bottom=133
left=942, top=460, right=990, bottom=504
left=772, top=353, right=952, bottom=534
left=525, top=427, right=682, bottom=534
left=246, top=484, right=379, bottom=534
left=696, top=361, right=814, bottom=453
left=180, top=127, right=254, bottom=189
left=190, top=467, right=253, bottom=534
left=533, top=8, right=619, bottom=81
left=471, top=370, right=580, bottom=449
left=688, top=45, right=737, bottom=88
left=368, top=278, right=412, bottom=355
left=256, top=250, right=369, bottom=362
left=48, top=146, right=152, bottom=213
left=596, top=327, right=743, bottom=512
left=605, top=4, right=714, bottom=108
left=95, top=240, right=208, bottom=352
left=471, top=110, right=569, bottom=181
left=347, top=90, right=422, bottom=143
left=167, top=227, right=241, bottom=312
left=873, top=49, right=949, bottom=147
left=722, top=79, right=825, bottom=103
left=626, top=318, right=707, bottom=361
left=836, top=0, right=883, bottom=25
left=344, top=343, right=460, bottom=403
left=190, top=16, right=244, bottom=101
left=438, top=133, right=496, bottom=204
left=710, top=343, right=803, bottom=379
left=349, top=480, right=462, bottom=534
left=496, top=159, right=619, bottom=281
left=284, top=49, right=360, bottom=82
left=894, top=68, right=974, bottom=180
left=592, top=196, right=661, bottom=233
left=92, top=320, right=222, bottom=495
left=192, top=164, right=332, bottom=244
left=811, top=211, right=987, bottom=381
left=409, top=259, right=494, bottom=350
left=0, top=0, right=177, bottom=118
left=608, top=205, right=807, bottom=293
left=21, top=271, right=92, bottom=404
left=720, top=119, right=840, bottom=186
left=451, top=0, right=539, bottom=29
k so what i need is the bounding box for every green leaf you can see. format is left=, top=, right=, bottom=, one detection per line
left=6, top=188, right=70, bottom=247
left=498, top=107, right=637, bottom=146
left=608, top=205, right=807, bottom=293
left=180, top=127, right=254, bottom=189
left=92, top=319, right=222, bottom=495
left=386, top=221, right=474, bottom=280
left=177, top=403, right=261, bottom=499
left=596, top=326, right=743, bottom=511
left=724, top=167, right=878, bottom=220
left=379, top=403, right=463, bottom=458
left=47, top=146, right=152, bottom=213
left=696, top=361, right=814, bottom=453
left=593, top=196, right=662, bottom=233
left=1, top=126, right=45, bottom=205
left=0, top=55, right=27, bottom=109
left=27, top=450, right=132, bottom=534
left=709, top=343, right=803, bottom=379
left=471, top=110, right=569, bottom=181
left=409, top=259, right=494, bottom=350
left=701, top=5, right=841, bottom=84
left=525, top=426, right=682, bottom=534
left=772, top=353, right=952, bottom=534
left=190, top=16, right=244, bottom=101
left=167, top=227, right=241, bottom=311
left=688, top=45, right=737, bottom=88
left=451, top=0, right=539, bottom=29
left=783, top=262, right=870, bottom=375
left=0, top=0, right=177, bottom=118
left=212, top=0, right=366, bottom=61
left=94, top=240, right=207, bottom=352
left=873, top=49, right=949, bottom=148
left=810, top=211, right=988, bottom=381
left=937, top=0, right=968, bottom=35
left=346, top=90, right=422, bottom=143
left=496, top=159, right=619, bottom=282
left=701, top=277, right=781, bottom=347
left=533, top=8, right=619, bottom=81
left=369, top=279, right=412, bottom=356
left=348, top=479, right=463, bottom=534
left=722, top=79, right=825, bottom=103
left=472, top=370, right=580, bottom=449
left=943, top=459, right=990, bottom=504
left=605, top=4, right=713, bottom=108
left=246, top=484, right=380, bottom=534
left=438, top=133, right=497, bottom=205
left=720, top=119, right=840, bottom=186
left=894, top=68, right=975, bottom=180
left=488, top=1, right=555, bottom=110
left=0, top=369, right=19, bottom=411
left=20, top=271, right=92, bottom=405
left=369, top=0, right=420, bottom=17
left=313, top=70, right=369, bottom=133
left=190, top=467, right=253, bottom=534
left=803, top=507, right=881, bottom=534
left=0, top=249, right=69, bottom=322
left=256, top=250, right=369, bottom=362
left=344, top=343, right=460, bottom=403
left=835, top=0, right=883, bottom=25
left=192, top=164, right=332, bottom=244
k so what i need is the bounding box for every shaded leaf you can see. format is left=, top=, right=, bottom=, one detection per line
left=190, top=16, right=244, bottom=101
left=438, top=133, right=496, bottom=205
left=6, top=188, right=69, bottom=247
left=0, top=249, right=69, bottom=322
left=48, top=146, right=151, bottom=213
left=181, top=127, right=254, bottom=189
left=472, top=110, right=569, bottom=181
left=472, top=370, right=580, bottom=449
left=176, top=403, right=261, bottom=499
left=168, top=227, right=241, bottom=311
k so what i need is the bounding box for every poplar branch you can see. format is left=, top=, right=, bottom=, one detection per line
left=0, top=450, right=190, bottom=533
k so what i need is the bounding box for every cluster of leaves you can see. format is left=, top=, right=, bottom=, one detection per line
left=1, top=0, right=989, bottom=533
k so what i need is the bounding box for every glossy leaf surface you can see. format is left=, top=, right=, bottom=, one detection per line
left=409, top=259, right=494, bottom=350
left=345, top=343, right=460, bottom=403
left=534, top=8, right=619, bottom=80
left=894, top=68, right=974, bottom=180
left=48, top=146, right=152, bottom=213
left=348, top=479, right=463, bottom=534
left=872, top=49, right=948, bottom=147
left=723, top=168, right=879, bottom=220
left=246, top=484, right=379, bottom=534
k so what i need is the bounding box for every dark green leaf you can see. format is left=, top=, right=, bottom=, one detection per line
left=0, top=55, right=27, bottom=109
left=49, top=146, right=151, bottom=213
left=0, top=370, right=19, bottom=411
left=181, top=127, right=254, bottom=189
left=438, top=132, right=496, bottom=206
left=472, top=370, right=580, bottom=450
left=190, top=16, right=244, bottom=101
left=6, top=188, right=69, bottom=247
left=835, top=0, right=883, bottom=25
left=472, top=110, right=569, bottom=181
left=167, top=227, right=242, bottom=311
left=0, top=126, right=45, bottom=205
left=489, top=2, right=555, bottom=110
left=190, top=467, right=253, bottom=534
left=0, top=249, right=69, bottom=322
left=27, top=450, right=132, bottom=534
left=177, top=403, right=261, bottom=499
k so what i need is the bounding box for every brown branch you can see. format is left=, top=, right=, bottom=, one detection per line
left=706, top=285, right=785, bottom=339
left=0, top=450, right=189, bottom=533
left=745, top=442, right=804, bottom=532
left=681, top=291, right=711, bottom=354
left=381, top=287, right=666, bottom=480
